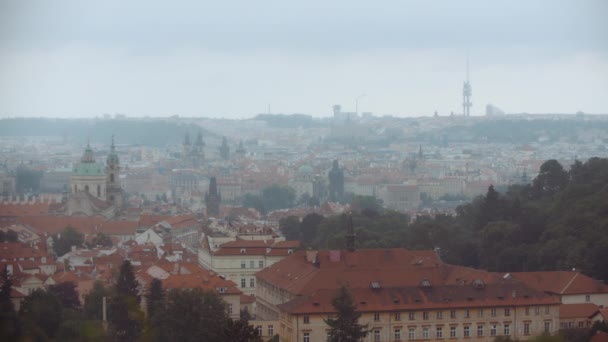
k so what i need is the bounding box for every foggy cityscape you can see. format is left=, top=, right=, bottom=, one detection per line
left=1, top=1, right=608, bottom=342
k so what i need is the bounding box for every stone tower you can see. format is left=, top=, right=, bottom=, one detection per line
left=328, top=160, right=344, bottom=202
left=219, top=136, right=230, bottom=160
left=205, top=176, right=221, bottom=218
left=183, top=132, right=192, bottom=156
left=105, top=135, right=123, bottom=207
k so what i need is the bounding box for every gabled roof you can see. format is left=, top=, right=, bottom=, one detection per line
left=559, top=303, right=600, bottom=319
left=511, top=271, right=608, bottom=295
left=258, top=248, right=560, bottom=315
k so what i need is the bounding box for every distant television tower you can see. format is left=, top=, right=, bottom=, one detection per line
left=462, top=56, right=472, bottom=116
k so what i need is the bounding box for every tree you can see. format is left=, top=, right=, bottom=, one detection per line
left=84, top=281, right=110, bottom=320
left=88, top=233, right=113, bottom=248
left=108, top=294, right=144, bottom=342
left=109, top=260, right=144, bottom=341
left=222, top=318, right=262, bottom=342
left=146, top=278, right=164, bottom=319
left=53, top=226, right=84, bottom=256
left=242, top=194, right=266, bottom=215
left=279, top=216, right=301, bottom=240
left=155, top=288, right=228, bottom=342
left=351, top=195, right=383, bottom=214
left=48, top=281, right=80, bottom=310
left=262, top=184, right=296, bottom=212
left=325, top=286, right=369, bottom=342
left=0, top=266, right=20, bottom=340
left=19, top=289, right=63, bottom=339
left=532, top=159, right=568, bottom=198
left=115, top=260, right=140, bottom=301
left=300, top=213, right=324, bottom=245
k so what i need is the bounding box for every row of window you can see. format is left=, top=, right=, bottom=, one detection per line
left=367, top=306, right=551, bottom=322
left=241, top=277, right=255, bottom=288
left=255, top=325, right=274, bottom=336
left=304, top=322, right=552, bottom=342
left=560, top=321, right=588, bottom=329
left=241, top=260, right=265, bottom=269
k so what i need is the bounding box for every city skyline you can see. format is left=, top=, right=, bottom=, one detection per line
left=1, top=0, right=607, bottom=118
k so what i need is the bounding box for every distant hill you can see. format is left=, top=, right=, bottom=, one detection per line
left=0, top=118, right=208, bottom=146
left=253, top=114, right=320, bottom=128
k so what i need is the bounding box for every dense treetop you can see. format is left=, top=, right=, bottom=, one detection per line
left=281, top=157, right=608, bottom=280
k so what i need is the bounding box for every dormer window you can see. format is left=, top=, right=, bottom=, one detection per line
left=473, top=279, right=485, bottom=289
left=420, top=278, right=431, bottom=288
left=240, top=248, right=246, bottom=254
left=288, top=249, right=293, bottom=255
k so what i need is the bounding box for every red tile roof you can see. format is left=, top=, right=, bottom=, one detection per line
left=591, top=331, right=608, bottom=342
left=212, top=239, right=300, bottom=256
left=16, top=216, right=137, bottom=236
left=257, top=249, right=560, bottom=315
left=0, top=242, right=49, bottom=260
left=0, top=202, right=51, bottom=217
left=560, top=303, right=600, bottom=319
left=511, top=271, right=608, bottom=295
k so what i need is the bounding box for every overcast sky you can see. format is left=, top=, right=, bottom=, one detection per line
left=1, top=0, right=607, bottom=118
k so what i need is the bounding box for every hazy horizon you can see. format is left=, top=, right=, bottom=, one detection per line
left=1, top=0, right=607, bottom=119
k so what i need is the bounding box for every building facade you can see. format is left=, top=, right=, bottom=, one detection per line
left=254, top=249, right=561, bottom=342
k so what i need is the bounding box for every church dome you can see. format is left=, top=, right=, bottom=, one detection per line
left=298, top=164, right=314, bottom=175
left=73, top=143, right=105, bottom=176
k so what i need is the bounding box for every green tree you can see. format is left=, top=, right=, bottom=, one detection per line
left=19, top=288, right=63, bottom=339
left=146, top=278, right=164, bottom=320
left=279, top=215, right=301, bottom=240
left=351, top=195, right=383, bottom=214
left=108, top=294, right=144, bottom=342
left=84, top=281, right=110, bottom=320
left=115, top=260, right=140, bottom=301
left=48, top=281, right=81, bottom=310
left=262, top=184, right=296, bottom=212
left=300, top=213, right=324, bottom=245
left=222, top=318, right=263, bottom=342
left=0, top=266, right=20, bottom=340
left=53, top=226, right=84, bottom=256
left=325, top=286, right=369, bottom=342
left=109, top=260, right=144, bottom=341
left=532, top=159, right=569, bottom=198
left=156, top=288, right=228, bottom=342
left=242, top=194, right=266, bottom=215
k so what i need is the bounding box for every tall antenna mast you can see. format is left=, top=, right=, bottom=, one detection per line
left=462, top=53, right=473, bottom=117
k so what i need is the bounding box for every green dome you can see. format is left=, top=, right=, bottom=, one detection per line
left=298, top=164, right=314, bottom=174
left=73, top=162, right=105, bottom=176
left=73, top=143, right=105, bottom=176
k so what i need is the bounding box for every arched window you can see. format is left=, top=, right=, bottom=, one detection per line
left=85, top=185, right=89, bottom=193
